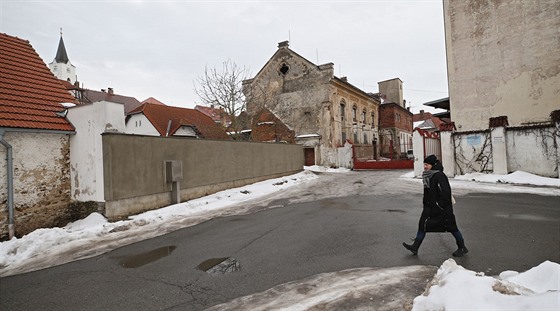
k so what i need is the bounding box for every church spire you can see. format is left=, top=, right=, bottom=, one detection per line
left=54, top=28, right=70, bottom=64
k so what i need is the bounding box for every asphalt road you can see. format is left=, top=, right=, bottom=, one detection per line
left=1, top=170, right=559, bottom=310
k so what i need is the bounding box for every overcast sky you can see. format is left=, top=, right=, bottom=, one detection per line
left=2, top=0, right=448, bottom=113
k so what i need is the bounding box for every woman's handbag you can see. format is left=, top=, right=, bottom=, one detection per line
left=424, top=216, right=448, bottom=232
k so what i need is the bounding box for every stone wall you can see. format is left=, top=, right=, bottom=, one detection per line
left=0, top=132, right=73, bottom=239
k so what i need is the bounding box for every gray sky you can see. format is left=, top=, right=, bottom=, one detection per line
left=1, top=0, right=448, bottom=113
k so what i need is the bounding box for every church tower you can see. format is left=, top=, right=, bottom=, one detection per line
left=48, top=29, right=77, bottom=84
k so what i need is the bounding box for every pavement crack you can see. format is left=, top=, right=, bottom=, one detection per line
left=236, top=224, right=283, bottom=253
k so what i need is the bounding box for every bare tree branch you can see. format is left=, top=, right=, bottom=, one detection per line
left=194, top=59, right=251, bottom=137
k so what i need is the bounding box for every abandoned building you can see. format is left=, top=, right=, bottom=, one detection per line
left=243, top=41, right=381, bottom=167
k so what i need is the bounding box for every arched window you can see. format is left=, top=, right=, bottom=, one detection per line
left=340, top=99, right=346, bottom=122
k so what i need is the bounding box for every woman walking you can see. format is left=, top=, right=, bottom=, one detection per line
left=402, top=154, right=469, bottom=257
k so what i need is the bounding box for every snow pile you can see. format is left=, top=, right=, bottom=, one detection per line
left=412, top=259, right=560, bottom=311
left=455, top=171, right=560, bottom=187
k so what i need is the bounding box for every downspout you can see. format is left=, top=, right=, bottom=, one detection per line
left=0, top=130, right=15, bottom=239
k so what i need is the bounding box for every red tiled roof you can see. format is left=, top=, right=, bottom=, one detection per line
left=141, top=97, right=166, bottom=106
left=251, top=108, right=295, bottom=143
left=0, top=33, right=77, bottom=131
left=413, top=111, right=444, bottom=129
left=194, top=105, right=231, bottom=125
left=128, top=103, right=231, bottom=140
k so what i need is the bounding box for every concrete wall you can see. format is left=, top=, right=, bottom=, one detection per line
left=444, top=0, right=560, bottom=131
left=452, top=131, right=493, bottom=175
left=102, top=133, right=304, bottom=219
left=67, top=101, right=126, bottom=202
left=506, top=126, right=558, bottom=178
left=449, top=124, right=559, bottom=178
left=0, top=131, right=71, bottom=238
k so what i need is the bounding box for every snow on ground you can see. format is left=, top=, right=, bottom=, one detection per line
left=1, top=167, right=559, bottom=310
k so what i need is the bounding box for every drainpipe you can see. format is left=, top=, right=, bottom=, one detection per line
left=0, top=130, right=15, bottom=239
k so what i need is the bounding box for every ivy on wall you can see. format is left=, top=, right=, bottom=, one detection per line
left=452, top=130, right=492, bottom=175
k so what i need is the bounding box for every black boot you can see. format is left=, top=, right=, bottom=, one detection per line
left=452, top=240, right=469, bottom=257
left=402, top=238, right=423, bottom=255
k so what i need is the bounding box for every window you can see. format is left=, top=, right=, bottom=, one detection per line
left=279, top=63, right=290, bottom=75
left=371, top=112, right=375, bottom=128
left=340, top=100, right=346, bottom=122
left=362, top=110, right=366, bottom=123
left=352, top=105, right=357, bottom=122
left=395, top=114, right=401, bottom=123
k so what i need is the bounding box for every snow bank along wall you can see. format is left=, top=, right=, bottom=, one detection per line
left=102, top=133, right=303, bottom=219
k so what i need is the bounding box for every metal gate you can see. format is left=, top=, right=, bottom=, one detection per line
left=418, top=128, right=441, bottom=160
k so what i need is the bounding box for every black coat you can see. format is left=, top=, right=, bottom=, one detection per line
left=419, top=163, right=459, bottom=233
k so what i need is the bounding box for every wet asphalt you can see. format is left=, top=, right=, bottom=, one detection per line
left=1, top=178, right=559, bottom=310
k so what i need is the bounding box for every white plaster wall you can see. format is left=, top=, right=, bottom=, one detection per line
left=506, top=127, right=558, bottom=178
left=174, top=126, right=197, bottom=137
left=444, top=0, right=560, bottom=131
left=0, top=132, right=69, bottom=208
left=440, top=131, right=455, bottom=177
left=125, top=114, right=159, bottom=136
left=67, top=101, right=125, bottom=202
left=453, top=132, right=493, bottom=175
left=412, top=130, right=424, bottom=177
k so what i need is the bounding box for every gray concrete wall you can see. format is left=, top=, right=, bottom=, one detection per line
left=102, top=133, right=303, bottom=219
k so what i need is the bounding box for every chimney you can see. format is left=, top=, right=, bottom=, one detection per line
left=108, top=87, right=114, bottom=95
left=420, top=110, right=424, bottom=118
left=278, top=41, right=289, bottom=49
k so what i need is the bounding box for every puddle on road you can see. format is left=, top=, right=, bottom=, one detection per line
left=197, top=257, right=241, bottom=274
left=119, top=246, right=176, bottom=268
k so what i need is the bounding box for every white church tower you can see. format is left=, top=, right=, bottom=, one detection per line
left=48, top=29, right=77, bottom=84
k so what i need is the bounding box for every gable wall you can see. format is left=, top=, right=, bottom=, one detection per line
left=246, top=48, right=332, bottom=139
left=125, top=114, right=159, bottom=136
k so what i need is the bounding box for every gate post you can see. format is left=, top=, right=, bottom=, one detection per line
left=412, top=129, right=424, bottom=177
left=489, top=116, right=509, bottom=175
left=440, top=123, right=456, bottom=177
left=551, top=110, right=560, bottom=178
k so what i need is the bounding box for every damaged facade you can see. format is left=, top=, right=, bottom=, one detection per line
left=243, top=41, right=380, bottom=167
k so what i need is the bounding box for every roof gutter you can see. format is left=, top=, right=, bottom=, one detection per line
left=0, top=129, right=15, bottom=239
